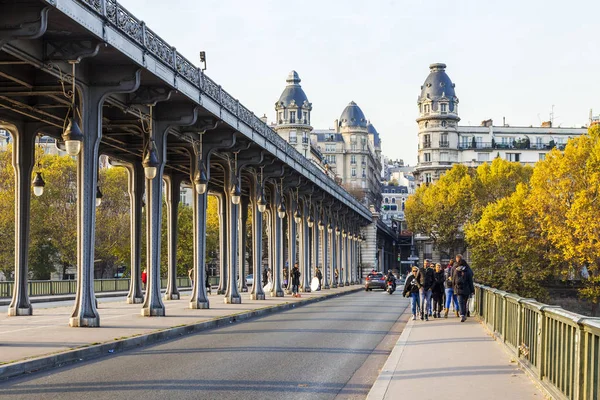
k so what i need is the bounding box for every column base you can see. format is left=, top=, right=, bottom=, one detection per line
left=217, top=289, right=226, bottom=295
left=324, top=285, right=330, bottom=290
left=224, top=296, right=242, bottom=304
left=301, top=287, right=311, bottom=293
left=69, top=316, right=100, bottom=327
left=8, top=306, right=32, bottom=316
left=190, top=301, right=210, bottom=309
left=164, top=293, right=180, bottom=300
left=345, top=282, right=350, bottom=286
left=270, top=290, right=285, bottom=297
left=126, top=297, right=144, bottom=304
left=332, top=283, right=338, bottom=289
left=140, top=307, right=166, bottom=317
left=251, top=293, right=266, bottom=300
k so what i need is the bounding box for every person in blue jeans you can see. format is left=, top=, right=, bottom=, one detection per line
left=444, top=262, right=458, bottom=317
left=416, top=259, right=434, bottom=321
left=403, top=266, right=421, bottom=320
left=452, top=255, right=475, bottom=322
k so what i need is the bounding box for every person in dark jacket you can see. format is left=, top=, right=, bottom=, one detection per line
left=291, top=264, right=301, bottom=297
left=452, top=255, right=475, bottom=322
left=262, top=267, right=269, bottom=287
left=444, top=261, right=459, bottom=317
left=386, top=270, right=396, bottom=292
left=315, top=267, right=323, bottom=290
left=431, top=263, right=445, bottom=318
left=415, top=259, right=434, bottom=320
left=403, top=266, right=421, bottom=320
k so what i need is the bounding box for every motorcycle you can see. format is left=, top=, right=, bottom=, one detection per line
left=386, top=280, right=395, bottom=295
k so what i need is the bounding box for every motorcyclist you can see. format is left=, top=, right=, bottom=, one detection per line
left=386, top=270, right=396, bottom=292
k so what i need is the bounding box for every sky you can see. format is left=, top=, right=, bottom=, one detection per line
left=119, top=0, right=600, bottom=165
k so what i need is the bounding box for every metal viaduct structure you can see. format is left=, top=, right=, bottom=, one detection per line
left=0, top=0, right=400, bottom=327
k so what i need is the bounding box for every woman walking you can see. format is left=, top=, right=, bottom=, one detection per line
left=403, top=266, right=421, bottom=320
left=431, top=263, right=445, bottom=318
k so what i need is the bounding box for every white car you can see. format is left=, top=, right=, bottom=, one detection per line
left=246, top=274, right=254, bottom=286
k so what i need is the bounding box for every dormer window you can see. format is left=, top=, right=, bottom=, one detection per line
left=440, top=103, right=447, bottom=114
left=290, top=111, right=296, bottom=123
left=303, top=111, right=308, bottom=124
left=424, top=104, right=430, bottom=114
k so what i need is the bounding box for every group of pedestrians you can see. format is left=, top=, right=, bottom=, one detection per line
left=403, top=254, right=474, bottom=323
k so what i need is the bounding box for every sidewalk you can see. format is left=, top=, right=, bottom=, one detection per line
left=367, top=312, right=546, bottom=400
left=0, top=285, right=360, bottom=379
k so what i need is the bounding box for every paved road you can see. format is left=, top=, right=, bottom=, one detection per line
left=0, top=291, right=408, bottom=400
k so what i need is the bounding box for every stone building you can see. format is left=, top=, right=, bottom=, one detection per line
left=414, top=63, right=587, bottom=185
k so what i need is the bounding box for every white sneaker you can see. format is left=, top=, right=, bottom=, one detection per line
left=412, top=314, right=417, bottom=320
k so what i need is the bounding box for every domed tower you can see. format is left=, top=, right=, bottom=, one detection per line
left=415, top=63, right=460, bottom=185
left=336, top=101, right=381, bottom=207
left=274, top=71, right=313, bottom=156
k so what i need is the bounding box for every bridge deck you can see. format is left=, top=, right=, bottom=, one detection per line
left=367, top=310, right=545, bottom=399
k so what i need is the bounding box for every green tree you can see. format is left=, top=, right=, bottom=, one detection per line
left=0, top=146, right=14, bottom=279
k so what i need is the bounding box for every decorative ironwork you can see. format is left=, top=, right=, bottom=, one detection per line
left=80, top=0, right=102, bottom=13
left=202, top=75, right=220, bottom=101
left=116, top=4, right=144, bottom=45
left=175, top=54, right=200, bottom=86
left=221, top=89, right=237, bottom=114
left=145, top=27, right=174, bottom=66
left=69, top=0, right=370, bottom=217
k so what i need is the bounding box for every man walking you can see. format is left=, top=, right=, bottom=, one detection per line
left=452, top=254, right=475, bottom=322
left=416, top=259, right=434, bottom=321
left=291, top=263, right=301, bottom=297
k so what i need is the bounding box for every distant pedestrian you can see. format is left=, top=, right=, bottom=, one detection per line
left=452, top=254, right=475, bottom=322
left=141, top=268, right=147, bottom=288
left=431, top=263, right=445, bottom=318
left=188, top=267, right=194, bottom=287
left=262, top=267, right=269, bottom=286
left=315, top=266, right=323, bottom=290
left=403, top=266, right=421, bottom=320
left=291, top=264, right=301, bottom=297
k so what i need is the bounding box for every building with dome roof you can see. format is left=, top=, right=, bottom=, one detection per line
left=272, top=72, right=383, bottom=207
left=415, top=63, right=588, bottom=186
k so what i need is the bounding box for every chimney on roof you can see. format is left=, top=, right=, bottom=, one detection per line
left=260, top=114, right=268, bottom=124
left=541, top=121, right=552, bottom=128
left=480, top=119, right=493, bottom=127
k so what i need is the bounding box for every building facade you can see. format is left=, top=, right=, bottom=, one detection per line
left=273, top=72, right=383, bottom=208
left=414, top=63, right=588, bottom=185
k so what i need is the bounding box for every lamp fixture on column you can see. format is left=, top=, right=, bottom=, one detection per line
left=95, top=185, right=103, bottom=207
left=32, top=134, right=45, bottom=196
left=230, top=152, right=241, bottom=205
left=277, top=179, right=286, bottom=219
left=335, top=227, right=341, bottom=236
left=327, top=223, right=333, bottom=234
left=318, top=201, right=325, bottom=231
left=307, top=195, right=314, bottom=227
left=193, top=134, right=208, bottom=194
left=293, top=188, right=301, bottom=223
left=61, top=61, right=84, bottom=156
left=342, top=230, right=347, bottom=239
left=141, top=105, right=159, bottom=180
left=257, top=168, right=267, bottom=213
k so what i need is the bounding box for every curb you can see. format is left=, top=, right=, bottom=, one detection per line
left=0, top=287, right=362, bottom=381
left=366, top=311, right=414, bottom=400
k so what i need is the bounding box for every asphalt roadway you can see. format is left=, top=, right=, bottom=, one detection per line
left=0, top=291, right=409, bottom=400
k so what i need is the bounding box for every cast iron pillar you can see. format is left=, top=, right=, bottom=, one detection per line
left=163, top=174, right=182, bottom=300
left=268, top=182, right=285, bottom=297
left=7, top=123, right=36, bottom=316
left=189, top=166, right=210, bottom=309
left=322, top=214, right=330, bottom=290
left=311, top=206, right=318, bottom=289
left=331, top=223, right=338, bottom=289
left=345, top=232, right=350, bottom=286
left=224, top=160, right=241, bottom=304
left=216, top=193, right=228, bottom=295
left=285, top=193, right=297, bottom=294
left=300, top=198, right=311, bottom=292
left=125, top=162, right=144, bottom=304
left=71, top=68, right=141, bottom=327
left=238, top=196, right=249, bottom=293
left=249, top=175, right=265, bottom=300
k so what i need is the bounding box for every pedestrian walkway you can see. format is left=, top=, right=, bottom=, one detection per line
left=367, top=312, right=546, bottom=400
left=0, top=286, right=359, bottom=373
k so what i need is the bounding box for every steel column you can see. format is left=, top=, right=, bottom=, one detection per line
left=163, top=174, right=181, bottom=300
left=125, top=162, right=144, bottom=304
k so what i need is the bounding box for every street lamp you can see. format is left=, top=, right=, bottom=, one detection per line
left=335, top=227, right=341, bottom=236
left=318, top=220, right=325, bottom=231
left=327, top=223, right=333, bottom=234
left=257, top=167, right=266, bottom=212
left=62, top=61, right=83, bottom=157
left=142, top=140, right=159, bottom=179
left=95, top=185, right=103, bottom=207
left=307, top=214, right=314, bottom=228
left=194, top=162, right=208, bottom=194
left=231, top=180, right=241, bottom=204
left=32, top=172, right=45, bottom=196
left=277, top=201, right=286, bottom=218
left=342, top=230, right=347, bottom=238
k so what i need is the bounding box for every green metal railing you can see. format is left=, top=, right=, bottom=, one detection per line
left=474, top=284, right=600, bottom=400
left=0, top=277, right=222, bottom=299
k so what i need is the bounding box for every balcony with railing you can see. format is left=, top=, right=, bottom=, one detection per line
left=458, top=141, right=564, bottom=151
left=439, top=141, right=450, bottom=148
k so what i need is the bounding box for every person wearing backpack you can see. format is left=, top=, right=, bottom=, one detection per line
left=444, top=261, right=459, bottom=317
left=415, top=259, right=434, bottom=321
left=431, top=263, right=445, bottom=318
left=403, top=266, right=421, bottom=320
left=452, top=254, right=475, bottom=322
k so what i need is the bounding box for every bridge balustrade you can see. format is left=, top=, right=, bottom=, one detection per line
left=474, top=284, right=600, bottom=400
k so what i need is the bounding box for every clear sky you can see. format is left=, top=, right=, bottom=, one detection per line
left=119, top=0, right=600, bottom=165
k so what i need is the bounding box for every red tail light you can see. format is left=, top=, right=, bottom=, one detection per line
left=366, top=276, right=371, bottom=281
